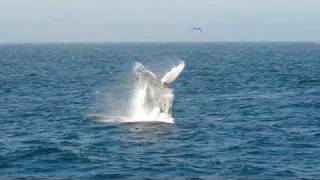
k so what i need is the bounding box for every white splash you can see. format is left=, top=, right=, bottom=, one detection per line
left=129, top=82, right=174, bottom=123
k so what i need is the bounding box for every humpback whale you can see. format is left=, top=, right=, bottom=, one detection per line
left=131, top=60, right=185, bottom=123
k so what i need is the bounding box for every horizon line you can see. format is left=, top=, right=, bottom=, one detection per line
left=0, top=40, right=319, bottom=45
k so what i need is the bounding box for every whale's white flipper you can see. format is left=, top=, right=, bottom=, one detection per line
left=161, top=60, right=185, bottom=84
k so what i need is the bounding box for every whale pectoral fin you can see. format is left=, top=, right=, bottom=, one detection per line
left=161, top=59, right=185, bottom=84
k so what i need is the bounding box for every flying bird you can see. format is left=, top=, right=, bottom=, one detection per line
left=192, top=27, right=202, bottom=32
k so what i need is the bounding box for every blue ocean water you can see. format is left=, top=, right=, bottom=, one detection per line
left=0, top=42, right=320, bottom=179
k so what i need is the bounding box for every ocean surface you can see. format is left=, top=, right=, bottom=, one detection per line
left=1, top=42, right=320, bottom=179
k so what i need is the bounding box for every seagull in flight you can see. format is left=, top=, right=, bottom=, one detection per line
left=192, top=27, right=202, bottom=32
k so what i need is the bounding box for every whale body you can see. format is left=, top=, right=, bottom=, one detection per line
left=131, top=60, right=185, bottom=122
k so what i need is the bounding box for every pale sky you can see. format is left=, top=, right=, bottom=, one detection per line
left=0, top=0, right=319, bottom=43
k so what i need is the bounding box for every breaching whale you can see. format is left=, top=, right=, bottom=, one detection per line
left=132, top=60, right=185, bottom=123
